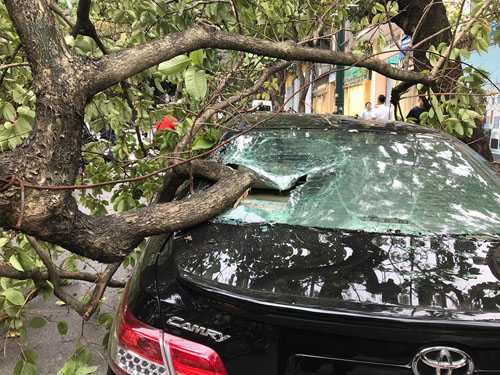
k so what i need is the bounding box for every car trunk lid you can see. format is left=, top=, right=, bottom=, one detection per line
left=174, top=222, right=500, bottom=321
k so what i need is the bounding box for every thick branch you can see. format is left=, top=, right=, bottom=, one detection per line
left=4, top=0, right=71, bottom=77
left=12, top=161, right=254, bottom=263
left=91, top=25, right=432, bottom=96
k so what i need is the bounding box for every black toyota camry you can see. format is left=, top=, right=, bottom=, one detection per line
left=107, top=114, right=500, bottom=375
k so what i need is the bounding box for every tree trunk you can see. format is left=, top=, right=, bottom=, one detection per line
left=391, top=0, right=493, bottom=161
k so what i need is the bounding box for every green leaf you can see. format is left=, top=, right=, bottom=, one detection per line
left=4, top=288, right=25, bottom=305
left=192, top=138, right=214, bottom=150
left=13, top=85, right=27, bottom=105
left=374, top=2, right=385, bottom=12
left=20, top=327, right=28, bottom=345
left=74, top=37, right=92, bottom=54
left=57, top=321, right=68, bottom=335
left=477, top=37, right=489, bottom=52
left=17, top=106, right=35, bottom=120
left=3, top=103, right=16, bottom=122
left=75, top=366, right=98, bottom=375
left=184, top=67, right=207, bottom=100
left=0, top=237, right=7, bottom=247
left=22, top=349, right=38, bottom=365
left=57, top=360, right=76, bottom=375
left=29, top=316, right=46, bottom=329
left=15, top=117, right=33, bottom=135
left=189, top=50, right=204, bottom=66
left=14, top=360, right=24, bottom=375
left=97, top=312, right=114, bottom=327
left=38, top=281, right=54, bottom=302
left=153, top=78, right=165, bottom=93
left=158, top=55, right=191, bottom=76
left=20, top=362, right=38, bottom=375
left=460, top=48, right=471, bottom=60
left=9, top=255, right=23, bottom=271
left=455, top=122, right=464, bottom=136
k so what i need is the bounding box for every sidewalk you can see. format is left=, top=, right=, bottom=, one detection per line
left=0, top=267, right=132, bottom=375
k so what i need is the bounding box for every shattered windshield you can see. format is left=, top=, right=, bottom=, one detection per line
left=216, top=129, right=500, bottom=235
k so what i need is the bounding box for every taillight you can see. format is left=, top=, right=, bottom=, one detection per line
left=165, top=333, right=228, bottom=375
left=109, top=297, right=168, bottom=375
left=109, top=284, right=228, bottom=375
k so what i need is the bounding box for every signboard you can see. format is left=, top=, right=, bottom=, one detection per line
left=344, top=67, right=369, bottom=86
left=399, top=35, right=411, bottom=58
left=386, top=55, right=399, bottom=65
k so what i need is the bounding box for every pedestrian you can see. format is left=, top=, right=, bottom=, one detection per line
left=406, top=98, right=427, bottom=124
left=361, top=102, right=374, bottom=118
left=373, top=94, right=391, bottom=120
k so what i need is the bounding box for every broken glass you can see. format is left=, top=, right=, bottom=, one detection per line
left=216, top=130, right=500, bottom=236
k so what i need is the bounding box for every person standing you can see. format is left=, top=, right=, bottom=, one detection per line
left=406, top=98, right=427, bottom=124
left=373, top=94, right=391, bottom=120
left=361, top=102, right=374, bottom=118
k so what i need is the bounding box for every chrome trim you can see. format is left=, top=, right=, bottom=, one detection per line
left=160, top=332, right=176, bottom=375
left=412, top=346, right=474, bottom=375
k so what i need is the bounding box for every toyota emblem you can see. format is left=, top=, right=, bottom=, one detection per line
left=412, top=346, right=474, bottom=375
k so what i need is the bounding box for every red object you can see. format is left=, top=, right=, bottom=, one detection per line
left=166, top=332, right=228, bottom=375
left=111, top=282, right=227, bottom=375
left=156, top=115, right=178, bottom=131
left=116, top=304, right=164, bottom=364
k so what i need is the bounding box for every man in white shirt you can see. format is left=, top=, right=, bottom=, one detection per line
left=373, top=94, right=391, bottom=121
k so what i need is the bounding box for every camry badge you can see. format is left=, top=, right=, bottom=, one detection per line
left=412, top=346, right=474, bottom=375
left=166, top=316, right=231, bottom=343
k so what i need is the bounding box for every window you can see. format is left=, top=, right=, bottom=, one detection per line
left=217, top=130, right=500, bottom=235
left=492, top=137, right=499, bottom=149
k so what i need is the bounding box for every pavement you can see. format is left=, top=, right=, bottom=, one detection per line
left=0, top=265, right=133, bottom=375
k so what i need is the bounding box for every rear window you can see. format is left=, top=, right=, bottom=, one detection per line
left=215, top=130, right=500, bottom=236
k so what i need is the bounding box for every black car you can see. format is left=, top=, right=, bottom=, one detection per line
left=108, top=114, right=500, bottom=375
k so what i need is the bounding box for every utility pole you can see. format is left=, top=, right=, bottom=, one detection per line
left=335, top=20, right=345, bottom=115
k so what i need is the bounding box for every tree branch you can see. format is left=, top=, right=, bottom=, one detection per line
left=430, top=0, right=493, bottom=78
left=48, top=1, right=76, bottom=29
left=4, top=0, right=71, bottom=77
left=90, top=25, right=433, bottom=96
left=27, top=235, right=86, bottom=316
left=11, top=161, right=254, bottom=263
left=0, top=62, right=28, bottom=71
left=172, top=61, right=291, bottom=157
left=27, top=236, right=124, bottom=319
left=71, top=0, right=108, bottom=54
left=0, top=264, right=126, bottom=288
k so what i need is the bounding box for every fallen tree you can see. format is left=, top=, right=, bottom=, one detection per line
left=0, top=0, right=499, bottom=372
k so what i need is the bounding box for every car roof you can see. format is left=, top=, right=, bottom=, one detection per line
left=226, top=112, right=444, bottom=136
